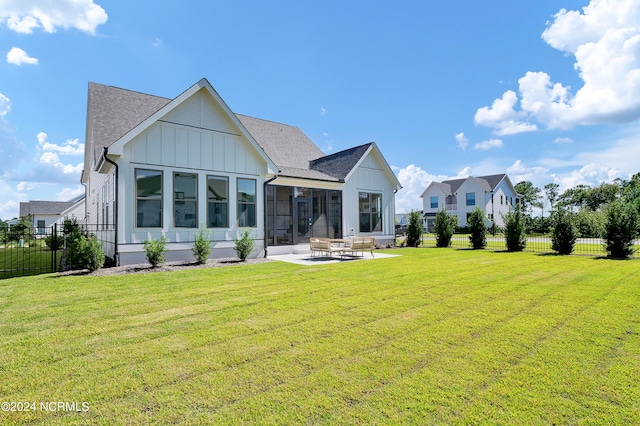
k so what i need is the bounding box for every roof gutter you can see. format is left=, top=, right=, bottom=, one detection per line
left=103, top=147, right=119, bottom=265
left=263, top=174, right=278, bottom=258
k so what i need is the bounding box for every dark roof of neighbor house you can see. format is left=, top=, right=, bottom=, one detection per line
left=88, top=82, right=378, bottom=183
left=439, top=173, right=508, bottom=195
left=20, top=201, right=75, bottom=216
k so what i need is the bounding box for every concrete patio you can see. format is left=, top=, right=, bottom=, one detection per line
left=268, top=251, right=399, bottom=266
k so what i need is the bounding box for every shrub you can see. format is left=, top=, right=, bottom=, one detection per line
left=405, top=210, right=423, bottom=247
left=503, top=205, right=526, bottom=252
left=192, top=227, right=211, bottom=264
left=71, top=235, right=105, bottom=272
left=434, top=209, right=457, bottom=248
left=468, top=207, right=487, bottom=249
left=575, top=209, right=605, bottom=238
left=144, top=236, right=167, bottom=267
left=44, top=234, right=63, bottom=251
left=603, top=200, right=638, bottom=259
left=551, top=208, right=577, bottom=255
left=234, top=229, right=255, bottom=261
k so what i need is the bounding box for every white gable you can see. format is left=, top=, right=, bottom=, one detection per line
left=162, top=90, right=237, bottom=134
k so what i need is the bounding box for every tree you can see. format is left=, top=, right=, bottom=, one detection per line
left=544, top=183, right=560, bottom=215
left=434, top=209, right=457, bottom=248
left=502, top=204, right=526, bottom=252
left=551, top=208, right=577, bottom=255
left=603, top=200, right=638, bottom=259
left=405, top=210, right=423, bottom=248
left=467, top=207, right=487, bottom=249
left=514, top=181, right=542, bottom=214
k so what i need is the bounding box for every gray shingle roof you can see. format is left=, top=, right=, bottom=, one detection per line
left=87, top=82, right=171, bottom=161
left=310, top=143, right=373, bottom=181
left=88, top=83, right=376, bottom=183
left=20, top=201, right=75, bottom=216
left=442, top=173, right=507, bottom=193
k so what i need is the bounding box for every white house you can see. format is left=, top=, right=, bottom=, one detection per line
left=19, top=195, right=86, bottom=235
left=82, top=78, right=401, bottom=265
left=420, top=174, right=519, bottom=230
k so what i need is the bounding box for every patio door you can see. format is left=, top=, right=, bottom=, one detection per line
left=294, top=198, right=311, bottom=244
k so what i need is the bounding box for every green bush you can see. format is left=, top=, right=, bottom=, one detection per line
left=192, top=227, right=211, bottom=264
left=575, top=209, right=605, bottom=238
left=72, top=235, right=105, bottom=272
left=144, top=236, right=167, bottom=267
left=234, top=229, right=255, bottom=261
left=44, top=234, right=63, bottom=251
left=405, top=210, right=423, bottom=247
left=503, top=205, right=526, bottom=252
left=468, top=207, right=487, bottom=249
left=551, top=208, right=577, bottom=255
left=434, top=209, right=457, bottom=248
left=603, top=200, right=638, bottom=259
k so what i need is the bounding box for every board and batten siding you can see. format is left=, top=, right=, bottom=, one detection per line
left=117, top=88, right=268, bottom=254
left=342, top=152, right=396, bottom=239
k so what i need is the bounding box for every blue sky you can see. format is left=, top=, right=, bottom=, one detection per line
left=1, top=0, right=640, bottom=219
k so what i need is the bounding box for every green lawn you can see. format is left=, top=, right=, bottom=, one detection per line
left=1, top=249, right=639, bottom=424
left=0, top=246, right=60, bottom=279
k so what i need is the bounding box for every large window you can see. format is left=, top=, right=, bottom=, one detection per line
left=136, top=169, right=163, bottom=228
left=430, top=196, right=438, bottom=209
left=466, top=192, right=475, bottom=206
left=207, top=176, right=228, bottom=228
left=359, top=192, right=382, bottom=233
left=174, top=172, right=197, bottom=228
left=237, top=178, right=256, bottom=227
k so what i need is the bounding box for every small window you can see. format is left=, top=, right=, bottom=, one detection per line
left=466, top=192, right=475, bottom=206
left=174, top=172, right=198, bottom=228
left=500, top=195, right=504, bottom=205
left=237, top=178, right=256, bottom=227
left=136, top=169, right=163, bottom=228
left=207, top=176, right=228, bottom=228
left=430, top=196, right=438, bottom=209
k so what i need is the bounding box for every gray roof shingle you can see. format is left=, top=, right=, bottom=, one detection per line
left=87, top=82, right=171, bottom=161
left=88, top=83, right=376, bottom=183
left=20, top=201, right=75, bottom=216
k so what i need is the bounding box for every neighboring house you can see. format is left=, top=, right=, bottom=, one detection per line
left=82, top=78, right=401, bottom=265
left=420, top=174, right=519, bottom=231
left=19, top=196, right=86, bottom=235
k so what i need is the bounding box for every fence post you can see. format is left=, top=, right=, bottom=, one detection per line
left=52, top=223, right=57, bottom=273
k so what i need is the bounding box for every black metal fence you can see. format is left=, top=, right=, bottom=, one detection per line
left=419, top=230, right=640, bottom=258
left=1, top=224, right=115, bottom=279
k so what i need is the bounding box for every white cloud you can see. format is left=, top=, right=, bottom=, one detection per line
left=39, top=151, right=82, bottom=174
left=320, top=107, right=327, bottom=116
left=152, top=37, right=163, bottom=48
left=56, top=186, right=84, bottom=202
left=0, top=180, right=24, bottom=219
left=6, top=47, right=38, bottom=65
left=474, top=90, right=539, bottom=135
left=554, top=137, right=573, bottom=144
left=476, top=0, right=640, bottom=132
left=455, top=132, right=468, bottom=150
left=0, top=0, right=108, bottom=34
left=506, top=160, right=549, bottom=184
left=37, top=132, right=84, bottom=155
left=16, top=182, right=39, bottom=191
left=0, top=92, right=10, bottom=119
left=473, top=139, right=503, bottom=150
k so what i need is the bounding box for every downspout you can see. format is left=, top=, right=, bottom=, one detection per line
left=103, top=147, right=119, bottom=265
left=263, top=175, right=278, bottom=258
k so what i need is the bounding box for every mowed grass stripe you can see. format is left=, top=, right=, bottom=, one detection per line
left=1, top=249, right=638, bottom=425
